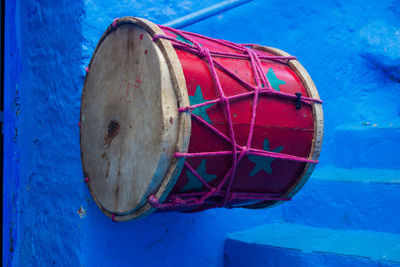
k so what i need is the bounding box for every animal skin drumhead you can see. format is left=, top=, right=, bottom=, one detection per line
left=80, top=18, right=190, bottom=217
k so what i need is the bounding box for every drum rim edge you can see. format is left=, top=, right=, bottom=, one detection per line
left=80, top=17, right=191, bottom=221
left=243, top=45, right=324, bottom=209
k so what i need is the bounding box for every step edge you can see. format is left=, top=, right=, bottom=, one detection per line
left=226, top=223, right=400, bottom=263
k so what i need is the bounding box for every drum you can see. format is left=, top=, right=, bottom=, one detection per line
left=80, top=17, right=323, bottom=221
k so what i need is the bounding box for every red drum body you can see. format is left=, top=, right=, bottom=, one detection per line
left=80, top=17, right=323, bottom=221
left=159, top=27, right=323, bottom=211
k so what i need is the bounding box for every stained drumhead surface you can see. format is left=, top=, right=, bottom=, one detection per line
left=80, top=18, right=190, bottom=218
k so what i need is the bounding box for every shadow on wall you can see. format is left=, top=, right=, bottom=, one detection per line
left=82, top=200, right=284, bottom=266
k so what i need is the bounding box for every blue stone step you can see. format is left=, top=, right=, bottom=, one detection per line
left=225, top=223, right=400, bottom=267
left=331, top=124, right=400, bottom=169
left=282, top=166, right=400, bottom=233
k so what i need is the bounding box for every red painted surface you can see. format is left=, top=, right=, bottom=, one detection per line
left=161, top=29, right=315, bottom=211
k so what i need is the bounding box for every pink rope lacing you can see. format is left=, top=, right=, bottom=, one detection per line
left=146, top=25, right=322, bottom=210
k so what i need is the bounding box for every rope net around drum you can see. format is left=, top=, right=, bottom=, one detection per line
left=145, top=25, right=322, bottom=210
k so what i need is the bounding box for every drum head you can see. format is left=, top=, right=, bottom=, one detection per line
left=80, top=17, right=191, bottom=220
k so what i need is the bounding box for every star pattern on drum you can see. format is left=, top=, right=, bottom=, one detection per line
left=266, top=68, right=286, bottom=91
left=176, top=34, right=194, bottom=45
left=189, top=85, right=214, bottom=124
left=248, top=138, right=284, bottom=176
left=176, top=34, right=203, bottom=46
left=180, top=159, right=217, bottom=192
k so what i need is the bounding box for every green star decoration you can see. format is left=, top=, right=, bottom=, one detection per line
left=176, top=34, right=194, bottom=45
left=266, top=68, right=286, bottom=91
left=189, top=85, right=214, bottom=125
left=176, top=34, right=203, bottom=47
left=248, top=138, right=284, bottom=176
left=180, top=159, right=217, bottom=192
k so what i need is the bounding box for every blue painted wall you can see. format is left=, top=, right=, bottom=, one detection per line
left=3, top=1, right=22, bottom=265
left=4, top=0, right=400, bottom=266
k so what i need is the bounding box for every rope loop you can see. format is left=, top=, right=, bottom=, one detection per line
left=152, top=34, right=163, bottom=42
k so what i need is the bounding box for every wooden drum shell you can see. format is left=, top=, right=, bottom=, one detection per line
left=80, top=17, right=323, bottom=221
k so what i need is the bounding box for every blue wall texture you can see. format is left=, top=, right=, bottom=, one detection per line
left=3, top=0, right=400, bottom=266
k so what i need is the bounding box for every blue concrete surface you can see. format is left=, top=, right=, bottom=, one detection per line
left=225, top=223, right=400, bottom=267
left=310, top=166, right=400, bottom=183
left=163, top=0, right=253, bottom=29
left=3, top=1, right=22, bottom=266
left=282, top=166, right=400, bottom=233
left=333, top=124, right=400, bottom=169
left=82, top=0, right=218, bottom=68
left=3, top=0, right=400, bottom=266
left=9, top=1, right=86, bottom=266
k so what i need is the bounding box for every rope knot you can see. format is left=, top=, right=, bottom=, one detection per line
left=221, top=96, right=229, bottom=107
left=241, top=146, right=250, bottom=155
left=197, top=45, right=207, bottom=58
left=148, top=195, right=159, bottom=207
